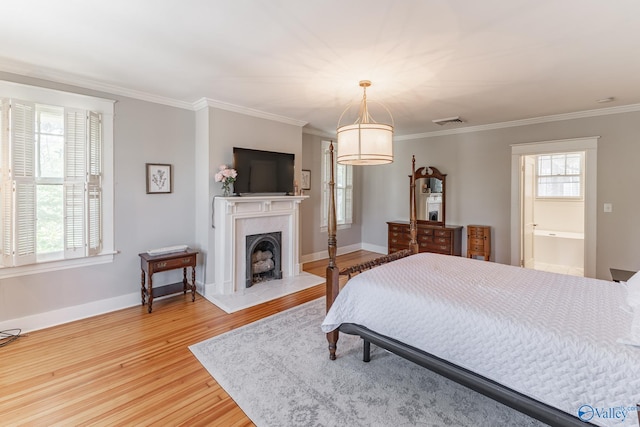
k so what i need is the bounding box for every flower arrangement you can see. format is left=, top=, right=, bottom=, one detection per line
left=215, top=165, right=237, bottom=196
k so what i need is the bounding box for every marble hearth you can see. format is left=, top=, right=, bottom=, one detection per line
left=205, top=195, right=323, bottom=313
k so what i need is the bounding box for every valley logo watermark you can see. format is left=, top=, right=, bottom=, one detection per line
left=577, top=404, right=639, bottom=423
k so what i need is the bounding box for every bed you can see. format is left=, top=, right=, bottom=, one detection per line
left=321, top=147, right=640, bottom=427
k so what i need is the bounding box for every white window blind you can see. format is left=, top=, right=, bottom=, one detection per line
left=321, top=140, right=353, bottom=228
left=0, top=98, right=104, bottom=267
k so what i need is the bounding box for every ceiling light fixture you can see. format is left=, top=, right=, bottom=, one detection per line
left=336, top=80, right=394, bottom=165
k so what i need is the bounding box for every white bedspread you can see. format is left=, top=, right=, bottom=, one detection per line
left=322, top=253, right=640, bottom=426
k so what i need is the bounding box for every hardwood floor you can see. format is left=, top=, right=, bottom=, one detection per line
left=0, top=250, right=382, bottom=426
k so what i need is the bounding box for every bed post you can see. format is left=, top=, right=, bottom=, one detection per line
left=326, top=141, right=339, bottom=360
left=409, top=155, right=419, bottom=254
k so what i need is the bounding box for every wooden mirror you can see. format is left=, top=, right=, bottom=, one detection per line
left=412, top=166, right=446, bottom=226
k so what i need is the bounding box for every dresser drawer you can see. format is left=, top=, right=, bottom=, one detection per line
left=389, top=223, right=410, bottom=234
left=469, top=237, right=484, bottom=246
left=433, top=235, right=451, bottom=245
left=433, top=229, right=451, bottom=238
left=389, top=244, right=410, bottom=253
left=417, top=234, right=433, bottom=244
left=425, top=242, right=453, bottom=254
left=468, top=226, right=489, bottom=237
left=418, top=227, right=434, bottom=236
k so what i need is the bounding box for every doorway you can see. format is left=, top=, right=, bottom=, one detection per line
left=510, top=137, right=598, bottom=278
left=521, top=153, right=585, bottom=276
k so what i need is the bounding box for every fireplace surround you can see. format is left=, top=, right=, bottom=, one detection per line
left=209, top=195, right=307, bottom=296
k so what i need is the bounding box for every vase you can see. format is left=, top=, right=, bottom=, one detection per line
left=223, top=186, right=231, bottom=197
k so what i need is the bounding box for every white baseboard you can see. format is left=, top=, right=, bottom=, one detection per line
left=0, top=292, right=141, bottom=333
left=300, top=243, right=386, bottom=263
left=300, top=243, right=372, bottom=264
left=361, top=242, right=387, bottom=254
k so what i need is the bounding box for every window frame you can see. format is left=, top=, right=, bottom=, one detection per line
left=320, top=140, right=353, bottom=230
left=0, top=81, right=115, bottom=278
left=535, top=151, right=584, bottom=200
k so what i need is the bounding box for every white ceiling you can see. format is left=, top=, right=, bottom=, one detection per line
left=2, top=0, right=640, bottom=137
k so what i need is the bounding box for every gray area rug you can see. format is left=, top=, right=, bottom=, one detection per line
left=189, top=299, right=546, bottom=426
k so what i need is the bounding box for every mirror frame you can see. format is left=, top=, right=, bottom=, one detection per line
left=412, top=166, right=446, bottom=226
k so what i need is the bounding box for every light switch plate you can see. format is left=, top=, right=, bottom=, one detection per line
left=604, top=203, right=613, bottom=213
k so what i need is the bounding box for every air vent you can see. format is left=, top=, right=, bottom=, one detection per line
left=432, top=116, right=465, bottom=125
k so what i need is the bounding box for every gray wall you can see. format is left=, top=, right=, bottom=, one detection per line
left=361, top=111, right=640, bottom=280
left=0, top=72, right=196, bottom=324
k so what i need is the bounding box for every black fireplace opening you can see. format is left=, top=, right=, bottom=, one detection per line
left=245, top=232, right=282, bottom=288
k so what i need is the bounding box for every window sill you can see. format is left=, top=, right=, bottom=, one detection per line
left=0, top=251, right=117, bottom=280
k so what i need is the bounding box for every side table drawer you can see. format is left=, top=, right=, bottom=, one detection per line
left=152, top=255, right=195, bottom=272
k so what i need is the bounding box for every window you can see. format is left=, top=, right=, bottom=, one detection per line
left=0, top=81, right=114, bottom=275
left=321, top=140, right=353, bottom=228
left=536, top=152, right=583, bottom=198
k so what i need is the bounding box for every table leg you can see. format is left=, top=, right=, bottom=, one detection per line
left=191, top=266, right=196, bottom=302
left=182, top=267, right=188, bottom=294
left=141, top=270, right=146, bottom=305
left=147, top=273, right=153, bottom=313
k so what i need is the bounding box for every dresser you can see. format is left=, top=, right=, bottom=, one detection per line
left=467, top=225, right=491, bottom=261
left=387, top=221, right=463, bottom=256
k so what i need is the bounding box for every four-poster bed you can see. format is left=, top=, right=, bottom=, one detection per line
left=322, top=144, right=640, bottom=427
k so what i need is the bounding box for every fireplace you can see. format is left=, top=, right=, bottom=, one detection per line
left=210, top=195, right=307, bottom=296
left=246, top=232, right=282, bottom=288
left=207, top=195, right=324, bottom=313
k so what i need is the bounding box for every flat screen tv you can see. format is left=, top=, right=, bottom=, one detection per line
left=233, top=147, right=295, bottom=195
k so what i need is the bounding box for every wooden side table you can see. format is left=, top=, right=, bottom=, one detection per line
left=139, top=249, right=198, bottom=313
left=467, top=225, right=491, bottom=261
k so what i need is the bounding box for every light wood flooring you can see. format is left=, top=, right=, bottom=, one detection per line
left=0, top=250, right=381, bottom=426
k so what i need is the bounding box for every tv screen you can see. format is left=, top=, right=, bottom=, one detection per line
left=233, top=147, right=295, bottom=195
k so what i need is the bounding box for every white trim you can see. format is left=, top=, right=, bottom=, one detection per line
left=300, top=243, right=385, bottom=264
left=510, top=137, right=598, bottom=278
left=193, top=97, right=307, bottom=127
left=0, top=80, right=115, bottom=110
left=302, top=127, right=335, bottom=138
left=0, top=61, right=192, bottom=109
left=0, top=252, right=116, bottom=279
left=0, top=288, right=138, bottom=333
left=396, top=104, right=640, bottom=141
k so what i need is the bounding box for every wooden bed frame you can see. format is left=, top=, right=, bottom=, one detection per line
left=323, top=144, right=636, bottom=426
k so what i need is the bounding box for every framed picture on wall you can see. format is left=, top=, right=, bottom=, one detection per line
left=301, top=170, right=311, bottom=190
left=146, top=163, right=172, bottom=194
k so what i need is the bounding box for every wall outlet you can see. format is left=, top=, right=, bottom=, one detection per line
left=604, top=203, right=613, bottom=213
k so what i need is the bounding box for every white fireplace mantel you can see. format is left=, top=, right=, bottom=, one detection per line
left=210, top=195, right=308, bottom=296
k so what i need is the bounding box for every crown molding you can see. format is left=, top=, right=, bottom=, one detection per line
left=193, top=97, right=307, bottom=127
left=302, top=126, right=335, bottom=138
left=0, top=60, right=194, bottom=110
left=0, top=62, right=308, bottom=126
left=396, top=103, right=640, bottom=141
